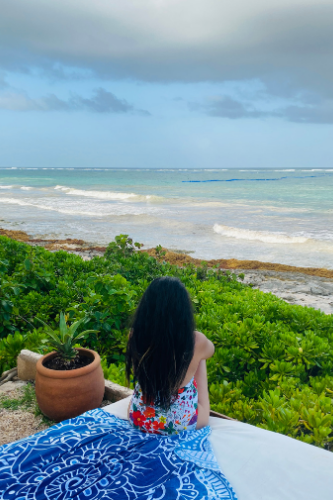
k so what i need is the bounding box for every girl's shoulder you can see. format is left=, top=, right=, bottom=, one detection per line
left=194, top=331, right=215, bottom=360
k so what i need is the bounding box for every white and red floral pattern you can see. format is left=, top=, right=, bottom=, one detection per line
left=129, top=377, right=198, bottom=435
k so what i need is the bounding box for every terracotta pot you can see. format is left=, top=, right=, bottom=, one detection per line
left=35, top=348, right=105, bottom=421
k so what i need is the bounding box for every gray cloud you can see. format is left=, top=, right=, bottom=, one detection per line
left=190, top=95, right=333, bottom=123
left=282, top=101, right=333, bottom=124
left=0, top=88, right=149, bottom=114
left=69, top=88, right=148, bottom=114
left=0, top=92, right=41, bottom=111
left=190, top=96, right=266, bottom=119
left=0, top=0, right=333, bottom=101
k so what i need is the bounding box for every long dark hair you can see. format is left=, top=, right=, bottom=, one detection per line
left=126, top=276, right=195, bottom=409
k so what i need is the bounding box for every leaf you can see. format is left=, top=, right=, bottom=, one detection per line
left=24, top=259, right=32, bottom=271
left=86, top=277, right=96, bottom=285
left=68, top=317, right=86, bottom=337
left=43, top=330, right=62, bottom=346
left=72, top=330, right=95, bottom=342
left=59, top=312, right=67, bottom=341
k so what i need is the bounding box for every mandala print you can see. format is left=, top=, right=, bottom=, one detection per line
left=0, top=409, right=238, bottom=500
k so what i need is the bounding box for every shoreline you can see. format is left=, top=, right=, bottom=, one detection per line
left=1, top=227, right=332, bottom=314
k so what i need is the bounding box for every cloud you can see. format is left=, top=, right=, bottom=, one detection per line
left=189, top=95, right=333, bottom=123
left=189, top=96, right=266, bottom=119
left=0, top=92, right=41, bottom=111
left=0, top=72, right=9, bottom=89
left=0, top=0, right=332, bottom=100
left=0, top=88, right=150, bottom=114
left=282, top=101, right=333, bottom=124
left=69, top=88, right=149, bottom=114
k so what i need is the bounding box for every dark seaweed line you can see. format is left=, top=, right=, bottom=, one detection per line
left=182, top=174, right=329, bottom=183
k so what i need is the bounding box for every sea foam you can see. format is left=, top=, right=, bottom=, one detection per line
left=54, top=185, right=163, bottom=202
left=0, top=196, right=168, bottom=217
left=213, top=224, right=309, bottom=244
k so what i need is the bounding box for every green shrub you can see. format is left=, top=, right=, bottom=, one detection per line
left=101, top=358, right=133, bottom=388
left=0, top=328, right=48, bottom=374
left=1, top=233, right=333, bottom=450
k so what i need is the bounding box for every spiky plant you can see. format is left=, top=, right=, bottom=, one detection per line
left=38, top=313, right=97, bottom=364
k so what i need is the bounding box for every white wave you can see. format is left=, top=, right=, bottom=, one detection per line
left=302, top=168, right=333, bottom=172
left=0, top=196, right=168, bottom=217
left=0, top=197, right=62, bottom=211
left=213, top=224, right=309, bottom=244
left=54, top=185, right=136, bottom=199
left=53, top=185, right=163, bottom=202
left=1, top=185, right=32, bottom=191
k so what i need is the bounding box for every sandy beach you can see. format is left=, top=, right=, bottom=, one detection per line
left=1, top=227, right=332, bottom=315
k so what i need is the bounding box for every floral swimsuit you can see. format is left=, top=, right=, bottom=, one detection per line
left=129, top=377, right=198, bottom=435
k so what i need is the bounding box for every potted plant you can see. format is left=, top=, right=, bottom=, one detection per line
left=35, top=313, right=105, bottom=421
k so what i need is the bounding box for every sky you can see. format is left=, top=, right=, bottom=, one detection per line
left=0, top=0, right=333, bottom=169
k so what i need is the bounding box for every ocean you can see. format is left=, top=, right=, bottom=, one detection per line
left=0, top=168, right=332, bottom=269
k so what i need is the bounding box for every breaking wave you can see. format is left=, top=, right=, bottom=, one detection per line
left=213, top=224, right=309, bottom=244
left=0, top=197, right=168, bottom=217
left=54, top=185, right=163, bottom=202
left=0, top=184, right=32, bottom=190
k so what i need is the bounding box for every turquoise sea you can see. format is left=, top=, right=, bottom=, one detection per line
left=0, top=168, right=332, bottom=269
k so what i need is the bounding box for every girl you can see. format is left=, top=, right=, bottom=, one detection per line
left=126, top=276, right=215, bottom=435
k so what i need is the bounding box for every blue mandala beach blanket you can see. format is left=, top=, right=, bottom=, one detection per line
left=0, top=408, right=237, bottom=499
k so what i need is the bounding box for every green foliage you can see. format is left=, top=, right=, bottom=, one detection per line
left=0, top=329, right=47, bottom=374
left=105, top=234, right=142, bottom=260
left=67, top=274, right=137, bottom=357
left=154, top=245, right=166, bottom=259
left=0, top=277, right=19, bottom=335
left=37, top=312, right=97, bottom=362
left=1, top=233, right=333, bottom=450
left=101, top=358, right=133, bottom=388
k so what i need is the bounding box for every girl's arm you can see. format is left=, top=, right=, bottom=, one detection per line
left=195, top=359, right=210, bottom=429
left=194, top=332, right=215, bottom=429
